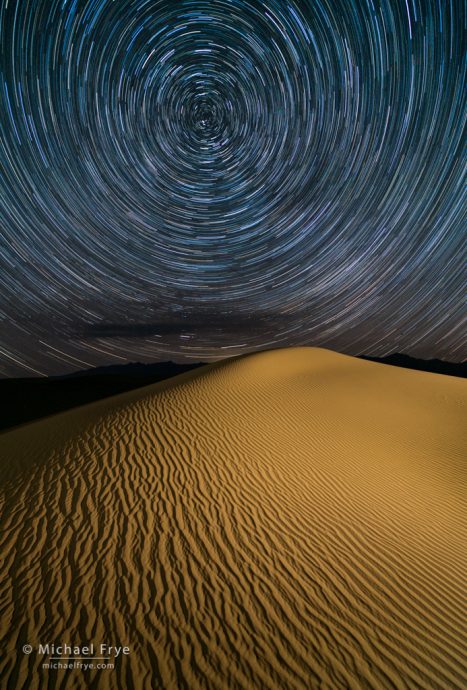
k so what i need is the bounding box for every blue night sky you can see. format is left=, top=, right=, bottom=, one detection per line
left=0, top=0, right=465, bottom=375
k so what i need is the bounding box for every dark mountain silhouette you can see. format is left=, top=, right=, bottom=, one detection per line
left=0, top=354, right=464, bottom=432
left=361, top=354, right=466, bottom=378
left=60, top=361, right=204, bottom=379
left=0, top=362, right=204, bottom=432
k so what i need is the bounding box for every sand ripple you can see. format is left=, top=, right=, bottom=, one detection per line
left=0, top=348, right=466, bottom=689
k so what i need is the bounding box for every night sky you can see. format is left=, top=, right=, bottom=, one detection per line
left=0, top=0, right=465, bottom=376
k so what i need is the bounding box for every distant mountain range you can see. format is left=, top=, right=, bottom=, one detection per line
left=60, top=360, right=205, bottom=380
left=0, top=354, right=464, bottom=432
left=0, top=361, right=204, bottom=432
left=360, top=354, right=466, bottom=378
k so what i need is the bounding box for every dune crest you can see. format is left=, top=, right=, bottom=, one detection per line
left=0, top=348, right=466, bottom=689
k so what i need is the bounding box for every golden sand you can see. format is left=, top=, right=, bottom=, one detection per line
left=0, top=348, right=466, bottom=689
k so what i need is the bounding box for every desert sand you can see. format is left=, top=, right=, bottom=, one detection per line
left=0, top=347, right=466, bottom=689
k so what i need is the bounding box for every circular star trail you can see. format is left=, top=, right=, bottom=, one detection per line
left=0, top=0, right=465, bottom=375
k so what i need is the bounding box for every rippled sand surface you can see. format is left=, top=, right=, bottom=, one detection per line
left=0, top=348, right=466, bottom=689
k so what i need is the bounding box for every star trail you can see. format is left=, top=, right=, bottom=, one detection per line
left=0, top=0, right=465, bottom=376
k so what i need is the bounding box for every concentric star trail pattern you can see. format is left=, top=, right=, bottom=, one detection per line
left=0, top=0, right=465, bottom=376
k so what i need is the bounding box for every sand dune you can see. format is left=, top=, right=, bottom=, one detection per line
left=0, top=347, right=466, bottom=689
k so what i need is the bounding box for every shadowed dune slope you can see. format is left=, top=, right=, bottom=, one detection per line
left=0, top=347, right=466, bottom=690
